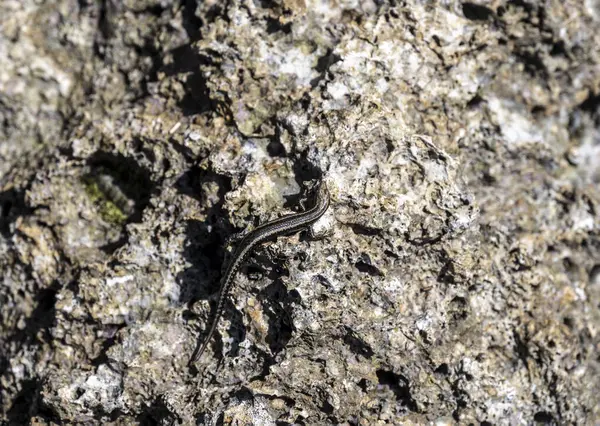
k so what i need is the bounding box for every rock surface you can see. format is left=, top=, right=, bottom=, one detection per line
left=1, top=1, right=599, bottom=424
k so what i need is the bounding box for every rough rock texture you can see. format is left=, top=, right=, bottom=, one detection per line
left=1, top=0, right=599, bottom=425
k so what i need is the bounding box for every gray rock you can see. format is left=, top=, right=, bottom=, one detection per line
left=1, top=1, right=599, bottom=425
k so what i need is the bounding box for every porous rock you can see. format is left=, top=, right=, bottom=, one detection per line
left=1, top=1, right=599, bottom=424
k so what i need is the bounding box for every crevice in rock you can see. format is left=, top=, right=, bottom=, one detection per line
left=343, top=326, right=374, bottom=358
left=462, top=3, right=494, bottom=21
left=375, top=369, right=419, bottom=413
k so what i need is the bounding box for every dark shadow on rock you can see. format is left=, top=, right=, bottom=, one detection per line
left=6, top=377, right=62, bottom=424
left=375, top=369, right=419, bottom=413
left=90, top=324, right=127, bottom=367
left=160, top=43, right=213, bottom=117
left=0, top=188, right=30, bottom=239
left=354, top=253, right=384, bottom=277
left=266, top=125, right=287, bottom=158
left=343, top=326, right=374, bottom=359
left=174, top=167, right=232, bottom=304
left=1, top=282, right=60, bottom=375
left=291, top=151, right=327, bottom=188
left=310, top=48, right=342, bottom=88
left=257, top=267, right=298, bottom=356
left=6, top=378, right=41, bottom=424
left=136, top=395, right=181, bottom=425
left=180, top=0, right=203, bottom=42
left=1, top=186, right=61, bottom=422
